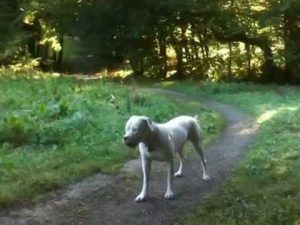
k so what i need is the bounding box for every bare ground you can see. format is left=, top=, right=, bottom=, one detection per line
left=0, top=89, right=258, bottom=225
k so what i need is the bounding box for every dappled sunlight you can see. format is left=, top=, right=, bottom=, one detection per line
left=60, top=68, right=133, bottom=81
left=31, top=72, right=61, bottom=80
left=95, top=68, right=132, bottom=79
left=0, top=0, right=299, bottom=222
left=256, top=105, right=299, bottom=125
left=238, top=124, right=259, bottom=136
left=284, top=106, right=298, bottom=111
left=160, top=82, right=300, bottom=225
left=160, top=81, right=175, bottom=87
left=256, top=109, right=278, bottom=124
left=166, top=70, right=177, bottom=78
left=0, top=69, right=62, bottom=80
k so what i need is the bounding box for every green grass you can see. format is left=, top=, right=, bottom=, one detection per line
left=161, top=81, right=300, bottom=225
left=0, top=75, right=222, bottom=207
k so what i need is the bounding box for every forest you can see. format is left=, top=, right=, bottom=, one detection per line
left=1, top=0, right=300, bottom=83
left=0, top=1, right=300, bottom=224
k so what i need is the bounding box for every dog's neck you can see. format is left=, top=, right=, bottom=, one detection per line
left=143, top=127, right=159, bottom=152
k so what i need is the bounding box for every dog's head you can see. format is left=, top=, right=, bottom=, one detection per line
left=123, top=115, right=156, bottom=148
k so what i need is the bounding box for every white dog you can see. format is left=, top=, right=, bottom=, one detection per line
left=123, top=115, right=210, bottom=202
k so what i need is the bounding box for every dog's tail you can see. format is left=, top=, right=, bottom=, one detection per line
left=194, top=114, right=203, bottom=134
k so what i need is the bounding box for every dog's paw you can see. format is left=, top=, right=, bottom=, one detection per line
left=202, top=174, right=211, bottom=181
left=135, top=194, right=148, bottom=202
left=164, top=191, right=174, bottom=200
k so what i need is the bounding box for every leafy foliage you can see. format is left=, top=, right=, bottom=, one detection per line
left=0, top=0, right=299, bottom=83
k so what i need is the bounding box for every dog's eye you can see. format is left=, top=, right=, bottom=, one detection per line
left=132, top=128, right=137, bottom=132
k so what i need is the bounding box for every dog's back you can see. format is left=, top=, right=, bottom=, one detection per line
left=161, top=116, right=202, bottom=148
left=165, top=115, right=201, bottom=132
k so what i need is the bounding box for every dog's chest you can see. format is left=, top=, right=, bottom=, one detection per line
left=140, top=139, right=171, bottom=161
left=147, top=148, right=169, bottom=161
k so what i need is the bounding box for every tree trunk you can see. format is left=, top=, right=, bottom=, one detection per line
left=56, top=35, right=64, bottom=71
left=157, top=33, right=167, bottom=79
left=191, top=39, right=199, bottom=60
left=198, top=32, right=210, bottom=72
left=228, top=42, right=232, bottom=80
left=181, top=25, right=190, bottom=62
left=170, top=33, right=185, bottom=79
left=190, top=24, right=199, bottom=60
left=283, top=12, right=300, bottom=83
left=199, top=35, right=206, bottom=61
left=129, top=53, right=144, bottom=77
left=175, top=45, right=184, bottom=79
left=212, top=29, right=277, bottom=82
left=245, top=43, right=251, bottom=78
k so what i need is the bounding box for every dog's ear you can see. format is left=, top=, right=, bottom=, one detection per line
left=143, top=117, right=156, bottom=132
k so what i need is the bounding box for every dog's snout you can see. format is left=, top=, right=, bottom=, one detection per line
left=123, top=135, right=137, bottom=148
left=123, top=136, right=129, bottom=141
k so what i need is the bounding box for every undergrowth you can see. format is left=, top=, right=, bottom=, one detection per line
left=0, top=75, right=222, bottom=207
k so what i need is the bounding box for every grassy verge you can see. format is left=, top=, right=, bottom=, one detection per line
left=0, top=75, right=222, bottom=207
left=161, top=81, right=300, bottom=225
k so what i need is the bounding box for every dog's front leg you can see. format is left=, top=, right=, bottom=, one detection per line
left=135, top=154, right=151, bottom=202
left=164, top=159, right=174, bottom=200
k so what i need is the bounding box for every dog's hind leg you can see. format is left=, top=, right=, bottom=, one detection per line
left=189, top=123, right=210, bottom=181
left=174, top=150, right=184, bottom=177
left=164, top=159, right=174, bottom=199
left=193, top=140, right=210, bottom=180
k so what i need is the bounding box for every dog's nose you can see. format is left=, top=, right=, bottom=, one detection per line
left=123, top=136, right=129, bottom=141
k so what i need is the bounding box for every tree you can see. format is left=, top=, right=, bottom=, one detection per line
left=0, top=0, right=25, bottom=65
left=263, top=0, right=300, bottom=82
left=1, top=0, right=299, bottom=83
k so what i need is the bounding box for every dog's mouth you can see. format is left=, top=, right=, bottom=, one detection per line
left=124, top=140, right=138, bottom=148
left=125, top=141, right=138, bottom=148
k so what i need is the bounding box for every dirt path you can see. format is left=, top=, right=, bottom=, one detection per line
left=1, top=89, right=258, bottom=225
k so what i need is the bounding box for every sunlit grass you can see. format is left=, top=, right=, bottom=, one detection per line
left=256, top=109, right=277, bottom=124
left=0, top=75, right=223, bottom=207
left=161, top=81, right=300, bottom=225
